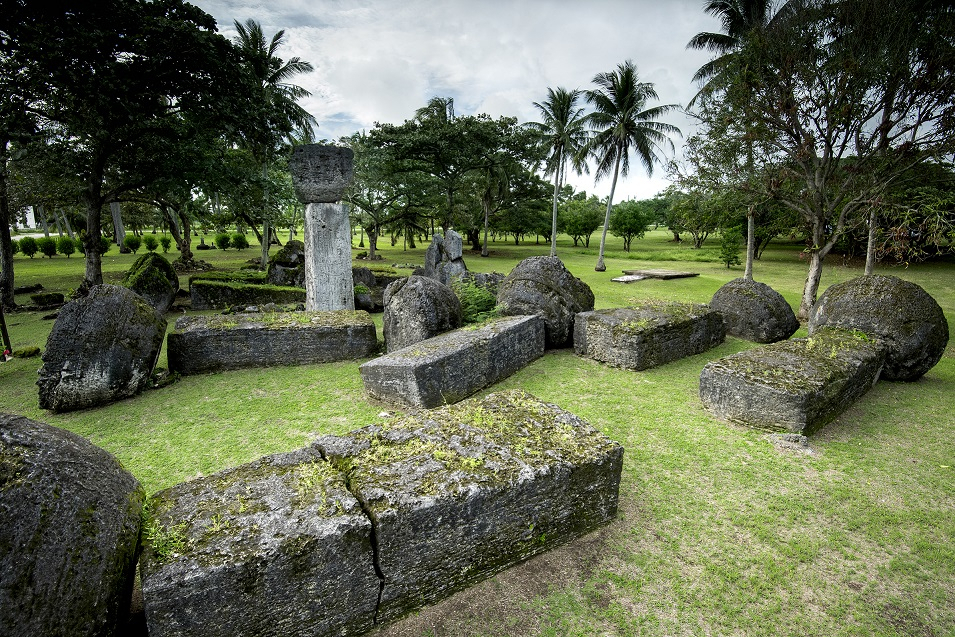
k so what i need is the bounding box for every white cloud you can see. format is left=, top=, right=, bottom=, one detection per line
left=194, top=0, right=718, bottom=199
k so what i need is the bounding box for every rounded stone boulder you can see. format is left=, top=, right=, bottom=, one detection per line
left=266, top=239, right=306, bottom=287
left=497, top=256, right=595, bottom=348
left=808, top=275, right=949, bottom=380
left=289, top=145, right=354, bottom=203
left=710, top=278, right=799, bottom=343
left=0, top=413, right=144, bottom=637
left=37, top=284, right=167, bottom=412
left=122, top=251, right=180, bottom=313
left=383, top=275, right=462, bottom=353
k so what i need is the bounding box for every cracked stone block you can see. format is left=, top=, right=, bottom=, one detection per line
left=699, top=328, right=886, bottom=434
left=139, top=448, right=379, bottom=637
left=167, top=310, right=377, bottom=375
left=360, top=315, right=545, bottom=408
left=574, top=302, right=725, bottom=371
left=314, top=389, right=623, bottom=625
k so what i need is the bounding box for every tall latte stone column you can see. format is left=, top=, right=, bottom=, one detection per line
left=290, top=145, right=356, bottom=311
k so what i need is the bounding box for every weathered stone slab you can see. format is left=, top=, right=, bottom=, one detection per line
left=611, top=274, right=646, bottom=283
left=620, top=269, right=699, bottom=279
left=360, top=315, right=545, bottom=408
left=699, top=328, right=886, bottom=434
left=314, top=389, right=623, bottom=625
left=167, top=310, right=377, bottom=375
left=190, top=279, right=305, bottom=310
left=139, top=448, right=378, bottom=637
left=0, top=413, right=144, bottom=637
left=123, top=252, right=180, bottom=314
left=383, top=275, right=462, bottom=353
left=574, top=302, right=725, bottom=370
left=289, top=145, right=354, bottom=204
left=265, top=239, right=306, bottom=287
left=37, top=284, right=166, bottom=412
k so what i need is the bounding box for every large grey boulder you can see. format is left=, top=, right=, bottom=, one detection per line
left=140, top=447, right=378, bottom=637
left=699, top=328, right=885, bottom=434
left=498, top=256, right=595, bottom=348
left=167, top=310, right=378, bottom=375
left=808, top=275, right=949, bottom=380
left=575, top=302, right=725, bottom=370
left=266, top=239, right=306, bottom=287
left=314, top=389, right=623, bottom=625
left=362, top=315, right=545, bottom=408
left=423, top=231, right=468, bottom=285
left=710, top=278, right=799, bottom=343
left=37, top=284, right=166, bottom=412
left=0, top=413, right=144, bottom=637
left=383, top=275, right=462, bottom=353
left=122, top=252, right=180, bottom=314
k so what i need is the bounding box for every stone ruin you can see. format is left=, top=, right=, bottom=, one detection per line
left=139, top=390, right=623, bottom=637
left=265, top=239, right=306, bottom=288
left=289, top=145, right=356, bottom=312
left=122, top=252, right=180, bottom=314
left=420, top=229, right=468, bottom=285
left=574, top=301, right=725, bottom=371
left=382, top=275, right=462, bottom=353
left=37, top=284, right=166, bottom=412
left=709, top=277, right=799, bottom=344
left=0, top=413, right=144, bottom=637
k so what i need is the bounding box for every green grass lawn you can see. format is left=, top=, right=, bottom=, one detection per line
left=2, top=229, right=953, bottom=636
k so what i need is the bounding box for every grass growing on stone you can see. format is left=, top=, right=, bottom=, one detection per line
left=2, top=229, right=954, bottom=636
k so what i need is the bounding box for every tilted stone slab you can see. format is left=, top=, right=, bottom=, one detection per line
left=314, top=390, right=623, bottom=625
left=360, top=315, right=545, bottom=408
left=167, top=310, right=377, bottom=375
left=699, top=328, right=886, bottom=434
left=139, top=448, right=379, bottom=637
left=574, top=302, right=725, bottom=371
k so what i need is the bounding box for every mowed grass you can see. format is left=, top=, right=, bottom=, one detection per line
left=2, top=229, right=954, bottom=636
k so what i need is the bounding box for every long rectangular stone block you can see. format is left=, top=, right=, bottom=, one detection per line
left=574, top=302, right=725, bottom=370
left=314, top=390, right=623, bottom=625
left=189, top=279, right=305, bottom=310
left=139, top=448, right=379, bottom=637
left=699, top=328, right=885, bottom=434
left=167, top=310, right=377, bottom=375
left=359, top=314, right=545, bottom=408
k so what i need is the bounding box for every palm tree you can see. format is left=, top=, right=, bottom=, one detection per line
left=687, top=1, right=793, bottom=279
left=529, top=87, right=589, bottom=257
left=232, top=19, right=318, bottom=266
left=585, top=61, right=680, bottom=272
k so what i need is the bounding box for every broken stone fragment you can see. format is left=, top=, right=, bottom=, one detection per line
left=139, top=447, right=378, bottom=637
left=314, top=389, right=624, bottom=624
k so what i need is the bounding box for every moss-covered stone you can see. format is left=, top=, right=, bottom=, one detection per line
left=699, top=327, right=885, bottom=434
left=710, top=277, right=799, bottom=343
left=314, top=389, right=623, bottom=624
left=189, top=279, right=306, bottom=310
left=123, top=252, right=180, bottom=313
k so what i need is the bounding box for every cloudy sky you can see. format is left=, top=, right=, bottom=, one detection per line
left=192, top=0, right=719, bottom=201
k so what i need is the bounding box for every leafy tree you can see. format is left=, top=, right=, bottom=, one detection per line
left=529, top=87, right=589, bottom=256
left=124, top=235, right=142, bottom=254
left=719, top=227, right=744, bottom=268
left=584, top=61, right=680, bottom=271
left=232, top=233, right=250, bottom=250
left=609, top=200, right=652, bottom=252
left=159, top=236, right=172, bottom=253
left=142, top=235, right=159, bottom=252
left=56, top=236, right=75, bottom=258
left=213, top=233, right=232, bottom=250
left=558, top=196, right=604, bottom=247
left=231, top=19, right=318, bottom=268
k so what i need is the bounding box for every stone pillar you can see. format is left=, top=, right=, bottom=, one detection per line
left=289, top=145, right=355, bottom=311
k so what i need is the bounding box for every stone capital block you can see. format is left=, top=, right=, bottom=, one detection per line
left=289, top=145, right=354, bottom=204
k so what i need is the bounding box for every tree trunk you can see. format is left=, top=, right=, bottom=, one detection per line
left=110, top=201, right=129, bottom=251
left=549, top=163, right=561, bottom=257
left=744, top=210, right=755, bottom=280
left=481, top=198, right=490, bottom=257
left=37, top=205, right=50, bottom=237
left=59, top=209, right=75, bottom=239
left=367, top=227, right=378, bottom=260
left=0, top=140, right=15, bottom=309
left=260, top=218, right=270, bottom=268
left=798, top=250, right=825, bottom=320
left=178, top=211, right=193, bottom=261
left=53, top=210, right=63, bottom=237
left=595, top=153, right=621, bottom=272
left=407, top=230, right=416, bottom=249
left=81, top=189, right=105, bottom=288
left=864, top=208, right=877, bottom=275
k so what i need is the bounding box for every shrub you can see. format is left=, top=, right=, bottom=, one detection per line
left=37, top=236, right=58, bottom=258
left=451, top=278, right=499, bottom=324
left=231, top=232, right=249, bottom=250
left=143, top=235, right=159, bottom=252
left=719, top=228, right=743, bottom=269
left=354, top=284, right=371, bottom=295
left=56, top=236, right=76, bottom=258
left=11, top=238, right=19, bottom=255
left=101, top=237, right=112, bottom=255
left=19, top=236, right=38, bottom=258
left=124, top=235, right=142, bottom=253
left=159, top=236, right=172, bottom=253
left=214, top=233, right=232, bottom=250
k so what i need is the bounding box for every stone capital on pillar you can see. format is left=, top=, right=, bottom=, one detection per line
left=289, top=145, right=354, bottom=204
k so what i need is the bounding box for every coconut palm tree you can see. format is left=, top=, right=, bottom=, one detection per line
left=529, top=87, right=590, bottom=257
left=232, top=19, right=318, bottom=266
left=687, top=0, right=794, bottom=279
left=585, top=61, right=680, bottom=272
